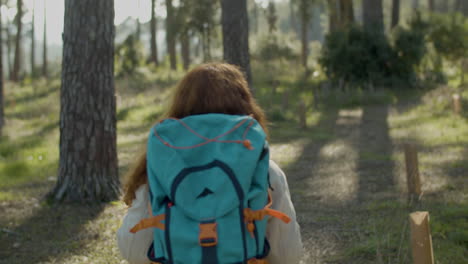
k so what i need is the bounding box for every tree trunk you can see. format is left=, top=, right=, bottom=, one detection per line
left=31, top=1, right=35, bottom=77
left=363, top=0, right=384, bottom=33
left=221, top=0, right=253, bottom=91
left=300, top=1, right=309, bottom=69
left=135, top=0, right=141, bottom=40
left=180, top=31, right=190, bottom=71
left=456, top=0, right=468, bottom=15
left=11, top=0, right=23, bottom=82
left=438, top=0, right=449, bottom=13
left=49, top=0, right=119, bottom=203
left=6, top=16, right=12, bottom=80
left=428, top=0, right=434, bottom=12
left=202, top=29, right=211, bottom=62
left=328, top=0, right=340, bottom=32
left=150, top=0, right=159, bottom=66
left=299, top=0, right=311, bottom=69
left=0, top=0, right=4, bottom=136
left=165, top=0, right=177, bottom=70
left=42, top=3, right=48, bottom=78
left=391, top=0, right=400, bottom=29
left=290, top=0, right=299, bottom=34
left=136, top=19, right=141, bottom=40
left=339, top=0, right=354, bottom=27
left=412, top=0, right=420, bottom=10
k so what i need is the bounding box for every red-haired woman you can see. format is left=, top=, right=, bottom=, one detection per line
left=117, top=63, right=303, bottom=264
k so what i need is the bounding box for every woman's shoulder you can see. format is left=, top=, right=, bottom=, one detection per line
left=268, top=160, right=288, bottom=191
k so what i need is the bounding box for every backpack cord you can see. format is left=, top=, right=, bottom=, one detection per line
left=154, top=117, right=255, bottom=150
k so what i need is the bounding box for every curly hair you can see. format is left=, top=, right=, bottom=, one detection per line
left=123, top=63, right=268, bottom=206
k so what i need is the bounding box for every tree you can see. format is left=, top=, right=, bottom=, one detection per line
left=49, top=0, right=119, bottom=202
left=165, top=0, right=177, bottom=70
left=428, top=0, right=434, bottom=12
left=149, top=0, right=159, bottom=66
left=0, top=0, right=4, bottom=136
left=298, top=0, right=312, bottom=69
left=412, top=0, right=420, bottom=10
left=339, top=0, right=354, bottom=27
left=363, top=0, right=384, bottom=33
left=456, top=0, right=468, bottom=16
left=30, top=0, right=35, bottom=77
left=266, top=1, right=278, bottom=34
left=328, top=0, right=339, bottom=32
left=11, top=0, right=23, bottom=82
left=135, top=0, right=141, bottom=40
left=392, top=0, right=400, bottom=29
left=437, top=0, right=449, bottom=13
left=178, top=0, right=191, bottom=70
left=191, top=0, right=217, bottom=62
left=42, top=2, right=47, bottom=78
left=221, top=0, right=253, bottom=90
left=328, top=0, right=354, bottom=32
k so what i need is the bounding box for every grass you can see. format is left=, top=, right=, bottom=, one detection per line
left=0, top=65, right=467, bottom=263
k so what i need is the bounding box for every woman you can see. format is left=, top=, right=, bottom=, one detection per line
left=117, top=63, right=303, bottom=264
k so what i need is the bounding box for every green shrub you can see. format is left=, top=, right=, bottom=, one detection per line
left=255, top=36, right=298, bottom=62
left=319, top=18, right=429, bottom=88
left=115, top=34, right=145, bottom=78
left=428, top=13, right=468, bottom=84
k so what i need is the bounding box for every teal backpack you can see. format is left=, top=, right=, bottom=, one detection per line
left=131, top=114, right=290, bottom=264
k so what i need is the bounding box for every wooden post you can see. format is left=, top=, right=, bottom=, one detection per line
left=409, top=211, right=434, bottom=264
left=299, top=100, right=306, bottom=129
left=404, top=143, right=422, bottom=203
left=452, top=94, right=461, bottom=115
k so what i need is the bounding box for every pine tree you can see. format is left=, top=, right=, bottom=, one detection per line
left=11, top=0, right=23, bottom=82
left=49, top=0, right=119, bottom=202
left=221, top=0, right=253, bottom=90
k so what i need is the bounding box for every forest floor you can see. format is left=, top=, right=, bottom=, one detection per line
left=0, top=74, right=467, bottom=264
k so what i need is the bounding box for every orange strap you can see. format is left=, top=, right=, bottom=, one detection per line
left=244, top=208, right=291, bottom=223
left=244, top=190, right=291, bottom=235
left=130, top=214, right=166, bottom=233
left=247, top=258, right=269, bottom=264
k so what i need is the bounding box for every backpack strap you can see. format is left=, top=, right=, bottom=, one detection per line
left=244, top=190, right=291, bottom=237
left=130, top=214, right=166, bottom=233
left=247, top=258, right=269, bottom=264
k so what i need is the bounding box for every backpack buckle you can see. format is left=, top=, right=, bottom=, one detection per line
left=199, top=222, right=218, bottom=247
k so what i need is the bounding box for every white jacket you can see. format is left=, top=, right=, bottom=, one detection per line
left=117, top=160, right=303, bottom=264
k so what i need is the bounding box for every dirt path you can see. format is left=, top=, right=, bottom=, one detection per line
left=270, top=104, right=412, bottom=263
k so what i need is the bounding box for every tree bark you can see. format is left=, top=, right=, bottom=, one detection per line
left=363, top=0, right=384, bottom=33
left=301, top=20, right=308, bottom=69
left=0, top=0, right=4, bottom=136
left=391, top=0, right=400, bottom=29
left=150, top=0, right=159, bottom=66
left=456, top=0, right=468, bottom=15
left=289, top=0, right=298, bottom=35
left=329, top=0, right=355, bottom=32
left=180, top=31, right=190, bottom=70
left=30, top=1, right=35, bottom=77
left=221, top=0, right=253, bottom=91
left=165, top=0, right=177, bottom=70
left=11, top=0, right=23, bottom=82
left=42, top=3, right=48, bottom=78
left=339, top=0, right=354, bottom=27
left=438, top=0, right=449, bottom=13
left=136, top=19, right=141, bottom=40
left=49, top=0, right=119, bottom=203
left=6, top=16, right=12, bottom=79
left=428, top=0, right=434, bottom=12
left=328, top=0, right=340, bottom=32
left=299, top=0, right=310, bottom=69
